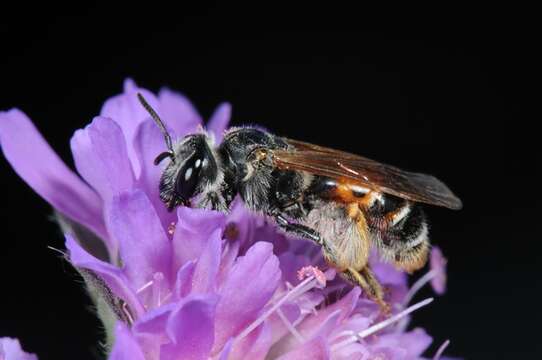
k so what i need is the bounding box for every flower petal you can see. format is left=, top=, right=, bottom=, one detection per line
left=369, top=328, right=432, bottom=358
left=174, top=260, right=196, bottom=299
left=213, top=242, right=281, bottom=351
left=133, top=302, right=176, bottom=337
left=0, top=338, right=38, bottom=360
left=206, top=102, right=231, bottom=142
left=267, top=302, right=301, bottom=344
left=307, top=311, right=341, bottom=341
left=191, top=229, right=223, bottom=294
left=216, top=239, right=240, bottom=285
left=216, top=339, right=233, bottom=360
left=278, top=252, right=311, bottom=285
left=172, top=207, right=226, bottom=270
left=107, top=190, right=172, bottom=291
left=430, top=246, right=447, bottom=295
left=109, top=323, right=146, bottom=360
left=223, top=200, right=259, bottom=251
left=330, top=342, right=369, bottom=360
left=333, top=314, right=372, bottom=336
left=275, top=336, right=330, bottom=360
left=274, top=288, right=360, bottom=356
left=132, top=118, right=176, bottom=230
left=0, top=109, right=106, bottom=239
left=100, top=79, right=159, bottom=176
left=370, top=251, right=407, bottom=287
left=158, top=88, right=202, bottom=138
left=65, top=234, right=145, bottom=318
left=71, top=116, right=135, bottom=201
left=161, top=294, right=218, bottom=360
left=299, top=287, right=361, bottom=334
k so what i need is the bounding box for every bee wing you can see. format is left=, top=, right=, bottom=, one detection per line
left=272, top=138, right=462, bottom=210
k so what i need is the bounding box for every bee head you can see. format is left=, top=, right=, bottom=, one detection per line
left=137, top=93, right=219, bottom=211
left=158, top=134, right=218, bottom=210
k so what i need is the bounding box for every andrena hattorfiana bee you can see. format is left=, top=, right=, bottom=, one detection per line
left=138, top=94, right=462, bottom=312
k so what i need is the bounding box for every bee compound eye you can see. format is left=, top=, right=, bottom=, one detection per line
left=175, top=156, right=203, bottom=203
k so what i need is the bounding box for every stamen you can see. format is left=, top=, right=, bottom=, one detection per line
left=297, top=266, right=327, bottom=287
left=330, top=330, right=357, bottom=343
left=151, top=272, right=164, bottom=307
left=276, top=307, right=304, bottom=344
left=396, top=270, right=438, bottom=333
left=292, top=316, right=304, bottom=327
left=161, top=292, right=172, bottom=304
left=433, top=339, right=450, bottom=360
left=136, top=279, right=154, bottom=294
left=331, top=298, right=434, bottom=351
left=285, top=282, right=294, bottom=291
left=236, top=276, right=317, bottom=341
left=359, top=297, right=433, bottom=338
left=403, top=269, right=437, bottom=307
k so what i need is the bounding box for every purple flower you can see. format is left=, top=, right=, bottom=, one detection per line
left=0, top=338, right=37, bottom=360
left=430, top=247, right=448, bottom=295
left=0, top=79, right=457, bottom=359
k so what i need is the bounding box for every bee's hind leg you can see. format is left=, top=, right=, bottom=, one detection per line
left=273, top=213, right=338, bottom=262
left=273, top=212, right=390, bottom=314
left=342, top=266, right=390, bottom=315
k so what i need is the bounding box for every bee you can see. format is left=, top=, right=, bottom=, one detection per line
left=138, top=94, right=462, bottom=312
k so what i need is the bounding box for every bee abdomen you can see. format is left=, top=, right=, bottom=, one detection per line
left=368, top=196, right=430, bottom=272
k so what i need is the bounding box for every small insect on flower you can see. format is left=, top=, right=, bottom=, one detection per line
left=138, top=93, right=463, bottom=313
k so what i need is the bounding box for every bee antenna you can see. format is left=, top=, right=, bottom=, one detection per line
left=137, top=93, right=175, bottom=163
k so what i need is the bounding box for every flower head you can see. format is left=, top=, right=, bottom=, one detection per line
left=0, top=79, right=457, bottom=359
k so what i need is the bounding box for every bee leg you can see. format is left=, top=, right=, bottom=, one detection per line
left=342, top=266, right=390, bottom=315
left=196, top=191, right=229, bottom=213
left=273, top=214, right=339, bottom=264
left=274, top=213, right=389, bottom=314
left=274, top=214, right=322, bottom=243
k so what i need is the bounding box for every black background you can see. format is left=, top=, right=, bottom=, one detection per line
left=0, top=5, right=538, bottom=360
